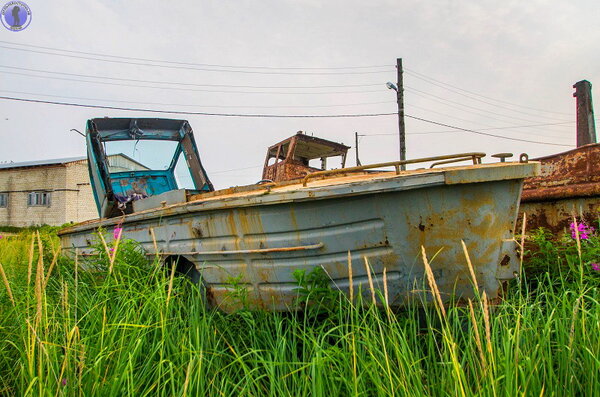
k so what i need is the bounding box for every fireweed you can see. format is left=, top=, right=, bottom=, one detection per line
left=570, top=221, right=595, bottom=240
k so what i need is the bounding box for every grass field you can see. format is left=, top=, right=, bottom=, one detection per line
left=0, top=222, right=598, bottom=396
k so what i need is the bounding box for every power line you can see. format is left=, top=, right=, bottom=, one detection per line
left=0, top=64, right=383, bottom=89
left=406, top=100, right=575, bottom=138
left=0, top=68, right=572, bottom=137
left=0, top=89, right=392, bottom=109
left=405, top=86, right=573, bottom=124
left=407, top=102, right=572, bottom=140
left=211, top=165, right=263, bottom=174
left=0, top=70, right=384, bottom=95
left=0, top=95, right=397, bottom=118
left=408, top=73, right=574, bottom=121
left=406, top=89, right=574, bottom=137
left=0, top=40, right=393, bottom=71
left=362, top=121, right=575, bottom=136
left=0, top=44, right=393, bottom=75
left=0, top=94, right=573, bottom=146
left=406, top=115, right=573, bottom=147
left=404, top=68, right=573, bottom=116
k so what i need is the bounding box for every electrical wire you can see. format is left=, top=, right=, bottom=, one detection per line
left=0, top=64, right=383, bottom=89
left=0, top=70, right=383, bottom=95
left=0, top=95, right=397, bottom=118
left=0, top=45, right=393, bottom=75
left=362, top=121, right=575, bottom=136
left=0, top=40, right=393, bottom=70
left=0, top=89, right=391, bottom=109
left=406, top=86, right=573, bottom=124
left=0, top=94, right=573, bottom=146
left=406, top=89, right=574, bottom=137
left=405, top=104, right=575, bottom=139
left=406, top=115, right=573, bottom=147
left=211, top=165, right=263, bottom=174
left=407, top=102, right=572, bottom=140
left=404, top=68, right=573, bottom=116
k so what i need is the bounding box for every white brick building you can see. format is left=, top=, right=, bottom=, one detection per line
left=0, top=154, right=144, bottom=227
left=0, top=157, right=98, bottom=227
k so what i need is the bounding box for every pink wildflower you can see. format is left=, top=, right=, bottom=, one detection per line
left=592, top=263, right=600, bottom=272
left=113, top=227, right=123, bottom=240
left=570, top=222, right=594, bottom=240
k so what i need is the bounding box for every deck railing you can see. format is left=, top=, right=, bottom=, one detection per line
left=302, top=152, right=487, bottom=186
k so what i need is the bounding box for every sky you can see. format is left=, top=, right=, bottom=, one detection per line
left=0, top=0, right=598, bottom=189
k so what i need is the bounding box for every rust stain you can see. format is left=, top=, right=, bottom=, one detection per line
left=226, top=211, right=240, bottom=250
left=238, top=208, right=263, bottom=237
left=522, top=143, right=600, bottom=202
left=519, top=198, right=600, bottom=234
left=192, top=226, right=203, bottom=238
left=521, top=143, right=600, bottom=233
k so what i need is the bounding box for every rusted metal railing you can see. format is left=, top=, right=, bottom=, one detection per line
left=302, top=152, right=486, bottom=186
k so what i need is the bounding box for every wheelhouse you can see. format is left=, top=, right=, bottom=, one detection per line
left=86, top=118, right=213, bottom=218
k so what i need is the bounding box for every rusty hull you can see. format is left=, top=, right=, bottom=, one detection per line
left=521, top=143, right=600, bottom=233
left=60, top=162, right=539, bottom=312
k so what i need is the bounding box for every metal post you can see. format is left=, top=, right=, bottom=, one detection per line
left=355, top=132, right=361, bottom=166
left=397, top=58, right=406, bottom=170
left=573, top=80, right=597, bottom=147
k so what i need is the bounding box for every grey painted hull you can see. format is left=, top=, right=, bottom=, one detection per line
left=59, top=162, right=539, bottom=311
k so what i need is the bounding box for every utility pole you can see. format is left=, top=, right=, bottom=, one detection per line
left=573, top=80, right=597, bottom=147
left=355, top=132, right=361, bottom=166
left=386, top=58, right=406, bottom=169
left=396, top=58, right=406, bottom=169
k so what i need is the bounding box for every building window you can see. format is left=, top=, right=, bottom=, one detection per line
left=27, top=192, right=51, bottom=207
left=0, top=193, right=7, bottom=208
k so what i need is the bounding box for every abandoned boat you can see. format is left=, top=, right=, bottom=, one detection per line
left=59, top=118, right=540, bottom=311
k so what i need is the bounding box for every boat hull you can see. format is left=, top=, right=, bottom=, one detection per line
left=60, top=163, right=538, bottom=311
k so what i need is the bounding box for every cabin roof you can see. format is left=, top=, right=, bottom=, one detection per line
left=267, top=132, right=350, bottom=159
left=89, top=118, right=189, bottom=141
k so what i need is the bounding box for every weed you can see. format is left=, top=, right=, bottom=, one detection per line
left=293, top=266, right=341, bottom=313
left=0, top=228, right=598, bottom=396
left=224, top=273, right=250, bottom=309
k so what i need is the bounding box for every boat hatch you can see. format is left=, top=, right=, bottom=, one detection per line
left=86, top=118, right=214, bottom=218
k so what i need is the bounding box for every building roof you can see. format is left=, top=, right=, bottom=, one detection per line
left=0, top=156, right=87, bottom=170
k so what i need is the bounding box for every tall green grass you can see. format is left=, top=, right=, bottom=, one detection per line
left=0, top=224, right=598, bottom=396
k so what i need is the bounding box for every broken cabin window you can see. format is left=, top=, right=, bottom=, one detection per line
left=104, top=140, right=179, bottom=172
left=173, top=151, right=196, bottom=190
left=0, top=193, right=7, bottom=208
left=27, top=192, right=51, bottom=207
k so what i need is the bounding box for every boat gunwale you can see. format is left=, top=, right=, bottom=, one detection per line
left=58, top=161, right=539, bottom=236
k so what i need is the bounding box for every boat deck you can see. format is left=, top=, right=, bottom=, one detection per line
left=59, top=158, right=539, bottom=235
